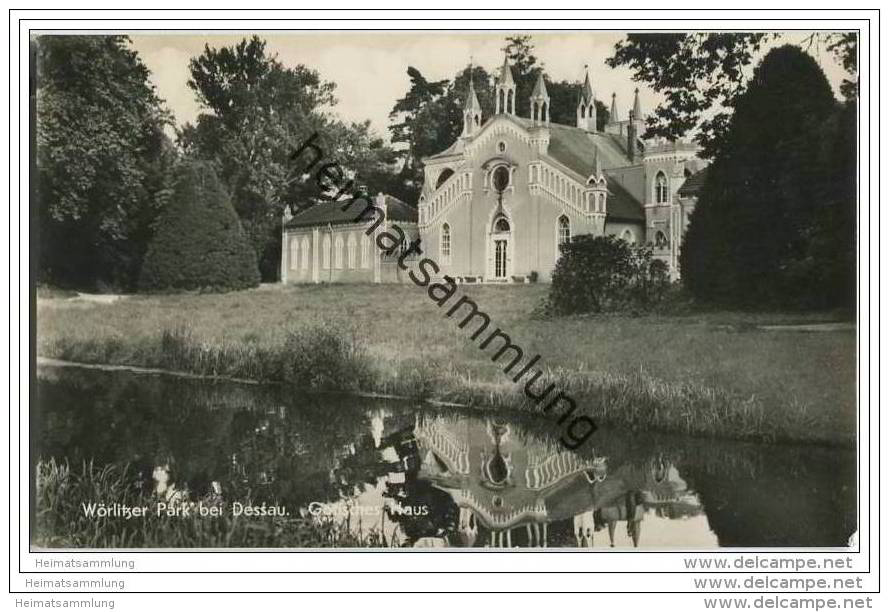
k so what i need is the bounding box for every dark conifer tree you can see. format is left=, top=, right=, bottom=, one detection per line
left=139, top=161, right=260, bottom=292
left=680, top=45, right=853, bottom=308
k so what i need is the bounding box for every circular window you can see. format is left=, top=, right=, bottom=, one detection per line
left=492, top=166, right=510, bottom=192
left=497, top=141, right=507, bottom=153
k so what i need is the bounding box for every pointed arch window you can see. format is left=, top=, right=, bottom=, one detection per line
left=441, top=223, right=451, bottom=262
left=322, top=235, right=331, bottom=269
left=361, top=233, right=371, bottom=268
left=557, top=215, right=571, bottom=261
left=289, top=238, right=299, bottom=271
left=347, top=233, right=357, bottom=268
left=334, top=235, right=344, bottom=269
left=621, top=229, right=636, bottom=245
left=655, top=172, right=669, bottom=204
left=301, top=238, right=310, bottom=270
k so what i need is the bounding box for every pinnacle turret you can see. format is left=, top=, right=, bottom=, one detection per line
left=632, top=88, right=642, bottom=121
left=495, top=54, right=516, bottom=115
left=531, top=71, right=550, bottom=123
left=576, top=65, right=597, bottom=131
left=461, top=63, right=482, bottom=136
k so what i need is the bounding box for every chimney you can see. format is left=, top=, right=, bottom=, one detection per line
left=627, top=110, right=637, bottom=162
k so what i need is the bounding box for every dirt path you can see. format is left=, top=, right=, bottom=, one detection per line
left=758, top=322, right=855, bottom=332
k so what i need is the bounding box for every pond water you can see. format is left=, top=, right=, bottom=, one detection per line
left=34, top=364, right=856, bottom=549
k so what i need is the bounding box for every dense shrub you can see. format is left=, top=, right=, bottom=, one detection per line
left=278, top=324, right=373, bottom=391
left=548, top=235, right=671, bottom=315
left=139, top=161, right=260, bottom=292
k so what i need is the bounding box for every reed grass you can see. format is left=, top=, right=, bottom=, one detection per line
left=34, top=459, right=390, bottom=548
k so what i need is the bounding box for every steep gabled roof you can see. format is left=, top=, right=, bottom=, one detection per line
left=284, top=194, right=417, bottom=229
left=678, top=167, right=708, bottom=197
left=544, top=124, right=632, bottom=177
left=603, top=174, right=644, bottom=222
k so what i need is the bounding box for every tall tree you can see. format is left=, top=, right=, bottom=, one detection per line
left=181, top=36, right=333, bottom=280
left=607, top=32, right=857, bottom=158
left=680, top=45, right=853, bottom=309
left=388, top=66, right=450, bottom=173
left=36, top=35, right=174, bottom=290
left=181, top=36, right=400, bottom=280
left=389, top=64, right=493, bottom=200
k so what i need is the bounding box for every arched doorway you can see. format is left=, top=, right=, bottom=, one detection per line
left=489, top=214, right=512, bottom=280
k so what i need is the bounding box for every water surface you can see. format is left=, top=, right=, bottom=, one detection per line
left=34, top=365, right=856, bottom=548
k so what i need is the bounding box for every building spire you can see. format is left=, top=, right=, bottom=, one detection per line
left=498, top=53, right=515, bottom=87
left=610, top=92, right=619, bottom=122
left=495, top=53, right=516, bottom=115
left=581, top=65, right=594, bottom=104
left=531, top=71, right=549, bottom=99
left=463, top=62, right=481, bottom=113
left=593, top=145, right=602, bottom=179
left=530, top=71, right=550, bottom=123
left=462, top=60, right=482, bottom=136
left=632, top=87, right=642, bottom=121
left=576, top=64, right=597, bottom=131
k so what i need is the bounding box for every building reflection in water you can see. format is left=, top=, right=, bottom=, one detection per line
left=336, top=412, right=711, bottom=548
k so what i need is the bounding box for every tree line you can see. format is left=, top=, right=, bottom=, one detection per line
left=35, top=33, right=857, bottom=310
left=37, top=34, right=598, bottom=290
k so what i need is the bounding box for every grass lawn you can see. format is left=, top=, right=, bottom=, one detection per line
left=36, top=284, right=857, bottom=446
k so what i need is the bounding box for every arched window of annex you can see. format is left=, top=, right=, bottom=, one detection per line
left=655, top=171, right=669, bottom=204
left=621, top=229, right=636, bottom=245
left=347, top=233, right=358, bottom=268
left=440, top=223, right=451, bottom=262
left=654, top=230, right=668, bottom=248
left=289, top=237, right=299, bottom=271
left=300, top=238, right=310, bottom=270
left=322, top=234, right=331, bottom=269
left=361, top=233, right=371, bottom=268
left=334, top=235, right=344, bottom=269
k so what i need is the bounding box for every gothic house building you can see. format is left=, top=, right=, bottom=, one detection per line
left=281, top=57, right=706, bottom=283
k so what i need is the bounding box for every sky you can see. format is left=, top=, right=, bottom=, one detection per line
left=127, top=31, right=851, bottom=141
